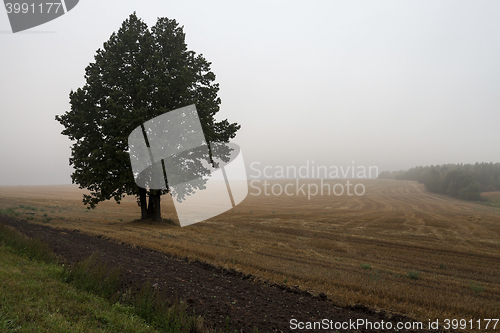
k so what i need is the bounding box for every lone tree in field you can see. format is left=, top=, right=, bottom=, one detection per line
left=55, top=13, right=240, bottom=221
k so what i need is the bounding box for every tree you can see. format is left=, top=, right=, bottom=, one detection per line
left=458, top=182, right=482, bottom=201
left=55, top=13, right=240, bottom=221
left=444, top=170, right=475, bottom=197
left=425, top=174, right=443, bottom=193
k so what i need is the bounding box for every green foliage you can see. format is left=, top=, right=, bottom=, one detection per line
left=360, top=263, right=371, bottom=270
left=443, top=170, right=474, bottom=196
left=425, top=172, right=444, bottom=193
left=470, top=282, right=485, bottom=293
left=55, top=13, right=240, bottom=213
left=459, top=182, right=482, bottom=201
left=407, top=270, right=420, bottom=280
left=0, top=207, right=20, bottom=218
left=379, top=162, right=500, bottom=201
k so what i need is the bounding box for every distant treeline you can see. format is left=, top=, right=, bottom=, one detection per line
left=378, top=162, right=500, bottom=201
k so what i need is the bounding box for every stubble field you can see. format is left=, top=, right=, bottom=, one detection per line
left=0, top=179, right=499, bottom=326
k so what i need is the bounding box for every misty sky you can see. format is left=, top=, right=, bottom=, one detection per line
left=1, top=0, right=500, bottom=185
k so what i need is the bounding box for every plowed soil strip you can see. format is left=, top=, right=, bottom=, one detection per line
left=1, top=216, right=434, bottom=332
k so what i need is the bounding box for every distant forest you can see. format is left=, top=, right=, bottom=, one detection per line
left=378, top=162, right=500, bottom=201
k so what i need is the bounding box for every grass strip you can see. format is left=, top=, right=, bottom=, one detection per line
left=61, top=254, right=207, bottom=332
left=0, top=245, right=159, bottom=333
left=0, top=221, right=210, bottom=333
left=0, top=222, right=56, bottom=263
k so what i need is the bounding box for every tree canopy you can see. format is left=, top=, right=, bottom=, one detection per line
left=55, top=13, right=240, bottom=220
left=378, top=162, right=500, bottom=201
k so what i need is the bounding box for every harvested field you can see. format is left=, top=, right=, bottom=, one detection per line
left=0, top=179, right=499, bottom=328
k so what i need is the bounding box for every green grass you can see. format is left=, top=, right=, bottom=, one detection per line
left=369, top=270, right=381, bottom=281
left=0, top=246, right=159, bottom=333
left=62, top=253, right=123, bottom=300
left=0, top=207, right=21, bottom=218
left=18, top=205, right=38, bottom=211
left=60, top=254, right=209, bottom=332
left=477, top=193, right=500, bottom=208
left=407, top=270, right=420, bottom=280
left=477, top=201, right=500, bottom=209
left=470, top=282, right=485, bottom=293
left=483, top=193, right=500, bottom=204
left=0, top=223, right=56, bottom=263
left=360, top=263, right=371, bottom=270
left=0, top=205, right=40, bottom=220
left=0, top=221, right=210, bottom=333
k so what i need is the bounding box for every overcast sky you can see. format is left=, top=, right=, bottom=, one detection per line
left=1, top=0, right=500, bottom=185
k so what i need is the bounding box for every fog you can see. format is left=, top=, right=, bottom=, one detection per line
left=1, top=0, right=499, bottom=185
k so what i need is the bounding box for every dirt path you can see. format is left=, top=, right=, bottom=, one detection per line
left=0, top=216, right=434, bottom=332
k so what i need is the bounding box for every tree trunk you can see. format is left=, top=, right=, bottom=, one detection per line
left=146, top=190, right=162, bottom=221
left=147, top=191, right=155, bottom=218
left=139, top=187, right=148, bottom=220
left=153, top=191, right=161, bottom=221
